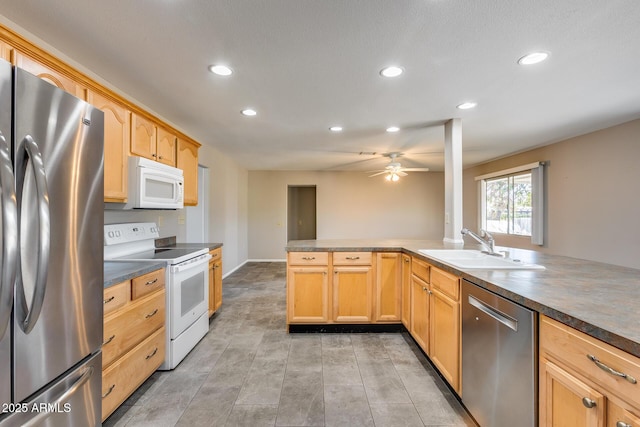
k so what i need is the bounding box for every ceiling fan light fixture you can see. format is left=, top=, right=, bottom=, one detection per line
left=386, top=172, right=400, bottom=182
left=457, top=102, right=477, bottom=110
left=386, top=126, right=400, bottom=133
left=379, top=66, right=404, bottom=78
left=518, top=51, right=549, bottom=65
left=209, top=64, right=233, bottom=76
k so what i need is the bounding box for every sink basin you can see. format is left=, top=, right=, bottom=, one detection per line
left=418, top=249, right=545, bottom=270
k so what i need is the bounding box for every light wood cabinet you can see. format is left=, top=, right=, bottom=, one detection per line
left=156, top=126, right=177, bottom=166
left=87, top=90, right=130, bottom=202
left=540, top=315, right=640, bottom=427
left=333, top=252, right=373, bottom=323
left=287, top=251, right=330, bottom=324
left=410, top=274, right=430, bottom=353
left=102, top=268, right=165, bottom=422
left=208, top=247, right=223, bottom=316
left=15, top=52, right=84, bottom=98
left=0, top=40, right=13, bottom=62
left=401, top=254, right=411, bottom=328
left=130, top=113, right=157, bottom=161
left=374, top=252, right=401, bottom=322
left=176, top=137, right=199, bottom=206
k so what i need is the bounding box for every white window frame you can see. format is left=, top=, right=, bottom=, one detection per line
left=475, top=162, right=545, bottom=245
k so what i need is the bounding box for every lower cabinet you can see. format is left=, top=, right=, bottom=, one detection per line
left=287, top=265, right=330, bottom=323
left=401, top=254, right=411, bottom=328
left=539, top=315, right=640, bottom=427
left=101, top=268, right=166, bottom=422
left=208, top=247, right=223, bottom=316
left=375, top=252, right=401, bottom=322
left=410, top=274, right=430, bottom=353
left=333, top=265, right=373, bottom=323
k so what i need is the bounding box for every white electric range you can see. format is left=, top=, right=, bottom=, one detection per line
left=104, top=222, right=210, bottom=370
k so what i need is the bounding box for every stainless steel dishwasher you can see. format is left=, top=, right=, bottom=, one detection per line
left=461, top=279, right=537, bottom=427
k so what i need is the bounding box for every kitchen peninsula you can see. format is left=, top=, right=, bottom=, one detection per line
left=286, top=239, right=640, bottom=426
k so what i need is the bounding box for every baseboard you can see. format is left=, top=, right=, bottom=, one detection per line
left=288, top=324, right=407, bottom=333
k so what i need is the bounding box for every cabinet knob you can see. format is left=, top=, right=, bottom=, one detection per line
left=616, top=422, right=631, bottom=427
left=152, top=153, right=157, bottom=157
left=581, top=397, right=596, bottom=409
left=159, top=156, right=163, bottom=159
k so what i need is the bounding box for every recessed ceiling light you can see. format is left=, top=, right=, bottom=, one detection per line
left=209, top=64, right=233, bottom=76
left=380, top=66, right=404, bottom=78
left=457, top=102, right=477, bottom=110
left=329, top=126, right=343, bottom=132
left=386, top=126, right=400, bottom=133
left=241, top=108, right=257, bottom=116
left=518, top=52, right=549, bottom=65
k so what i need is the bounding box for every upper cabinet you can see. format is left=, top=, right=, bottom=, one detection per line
left=0, top=40, right=13, bottom=62
left=176, top=138, right=199, bottom=206
left=156, top=127, right=177, bottom=167
left=87, top=90, right=130, bottom=202
left=130, top=113, right=157, bottom=161
left=14, top=52, right=84, bottom=99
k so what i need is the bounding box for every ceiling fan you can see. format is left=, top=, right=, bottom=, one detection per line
left=367, top=153, right=429, bottom=181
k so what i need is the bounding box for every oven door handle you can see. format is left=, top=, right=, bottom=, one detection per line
left=171, top=254, right=212, bottom=273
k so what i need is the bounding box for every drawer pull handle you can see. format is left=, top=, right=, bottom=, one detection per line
left=145, top=278, right=158, bottom=286
left=581, top=397, right=596, bottom=409
left=103, top=296, right=115, bottom=304
left=616, top=422, right=631, bottom=427
left=145, top=309, right=159, bottom=319
left=102, top=384, right=115, bottom=399
left=102, top=335, right=115, bottom=346
left=587, top=354, right=637, bottom=384
left=346, top=256, right=360, bottom=260
left=302, top=256, right=315, bottom=260
left=145, top=347, right=158, bottom=360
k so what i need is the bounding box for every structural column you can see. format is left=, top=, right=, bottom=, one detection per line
left=443, top=119, right=464, bottom=244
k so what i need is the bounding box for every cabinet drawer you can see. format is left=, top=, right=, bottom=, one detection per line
left=430, top=267, right=460, bottom=301
left=540, top=316, right=640, bottom=408
left=288, top=252, right=329, bottom=265
left=411, top=257, right=430, bottom=283
left=103, top=289, right=165, bottom=368
left=209, top=247, right=221, bottom=261
left=103, top=281, right=130, bottom=315
left=131, top=268, right=165, bottom=300
left=102, top=326, right=165, bottom=421
left=333, top=252, right=372, bottom=265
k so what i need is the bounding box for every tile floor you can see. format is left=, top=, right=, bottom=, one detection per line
left=104, top=262, right=476, bottom=427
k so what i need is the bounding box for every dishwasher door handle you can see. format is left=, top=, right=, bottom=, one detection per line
left=468, top=294, right=518, bottom=332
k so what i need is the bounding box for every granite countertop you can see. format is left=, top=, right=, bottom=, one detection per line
left=286, top=239, right=640, bottom=358
left=104, top=261, right=167, bottom=288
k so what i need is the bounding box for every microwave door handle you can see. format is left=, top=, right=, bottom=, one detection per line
left=0, top=131, right=17, bottom=340
left=16, top=135, right=50, bottom=334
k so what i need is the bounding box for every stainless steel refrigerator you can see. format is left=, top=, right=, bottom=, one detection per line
left=0, top=59, right=103, bottom=426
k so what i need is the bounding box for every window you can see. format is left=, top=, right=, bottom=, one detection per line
left=476, top=162, right=544, bottom=245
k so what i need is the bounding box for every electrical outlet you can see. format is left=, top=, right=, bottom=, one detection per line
left=178, top=214, right=185, bottom=225
left=445, top=212, right=450, bottom=224
left=158, top=216, right=164, bottom=227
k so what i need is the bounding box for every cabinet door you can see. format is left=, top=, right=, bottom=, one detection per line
left=156, top=127, right=177, bottom=166
left=208, top=260, right=215, bottom=317
left=287, top=266, right=329, bottom=323
left=130, top=113, right=157, bottom=160
left=0, top=40, right=13, bottom=62
left=177, top=138, right=199, bottom=206
left=430, top=288, right=460, bottom=393
left=608, top=400, right=640, bottom=427
left=15, top=52, right=84, bottom=98
left=540, top=360, right=605, bottom=427
left=401, top=254, right=411, bottom=328
left=213, top=259, right=222, bottom=311
left=87, top=90, right=130, bottom=202
left=410, top=275, right=430, bottom=354
left=333, top=266, right=373, bottom=323
left=375, top=252, right=401, bottom=322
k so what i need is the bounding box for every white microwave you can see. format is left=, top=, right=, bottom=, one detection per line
left=121, top=156, right=184, bottom=209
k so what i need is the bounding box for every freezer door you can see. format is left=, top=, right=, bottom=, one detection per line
left=0, top=352, right=101, bottom=427
left=12, top=68, right=104, bottom=403
left=0, top=59, right=13, bottom=409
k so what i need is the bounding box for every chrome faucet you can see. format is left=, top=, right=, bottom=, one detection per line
left=461, top=228, right=500, bottom=256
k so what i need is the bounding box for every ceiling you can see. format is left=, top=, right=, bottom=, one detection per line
left=1, top=1, right=639, bottom=172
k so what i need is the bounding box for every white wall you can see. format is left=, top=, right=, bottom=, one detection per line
left=463, top=119, right=640, bottom=269
left=248, top=170, right=445, bottom=260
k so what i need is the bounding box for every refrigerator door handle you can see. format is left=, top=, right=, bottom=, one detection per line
left=22, top=365, right=95, bottom=427
left=16, top=134, right=51, bottom=334
left=0, top=131, right=17, bottom=340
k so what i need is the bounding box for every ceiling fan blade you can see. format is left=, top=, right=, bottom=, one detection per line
left=400, top=168, right=430, bottom=172
left=368, top=171, right=388, bottom=177
left=396, top=171, right=408, bottom=177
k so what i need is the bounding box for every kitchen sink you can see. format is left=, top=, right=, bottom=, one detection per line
left=418, top=249, right=545, bottom=270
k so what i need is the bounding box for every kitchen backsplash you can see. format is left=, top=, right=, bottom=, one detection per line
left=104, top=209, right=187, bottom=241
